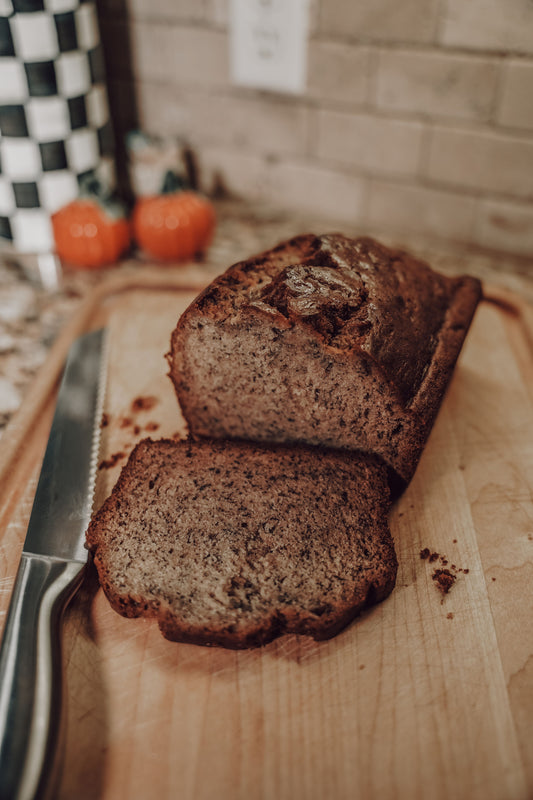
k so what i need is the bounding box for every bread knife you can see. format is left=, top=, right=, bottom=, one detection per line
left=0, top=328, right=108, bottom=800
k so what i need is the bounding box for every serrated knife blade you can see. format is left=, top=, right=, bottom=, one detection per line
left=0, top=328, right=108, bottom=800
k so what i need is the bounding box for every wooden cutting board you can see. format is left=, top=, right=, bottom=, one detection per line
left=0, top=274, right=531, bottom=800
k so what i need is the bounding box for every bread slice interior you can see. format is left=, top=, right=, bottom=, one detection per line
left=87, top=438, right=397, bottom=649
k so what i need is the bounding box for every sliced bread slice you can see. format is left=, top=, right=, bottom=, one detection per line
left=87, top=437, right=397, bottom=649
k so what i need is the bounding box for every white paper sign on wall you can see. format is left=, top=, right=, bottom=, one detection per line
left=229, top=0, right=310, bottom=95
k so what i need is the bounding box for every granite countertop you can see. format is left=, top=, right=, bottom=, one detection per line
left=1, top=198, right=532, bottom=437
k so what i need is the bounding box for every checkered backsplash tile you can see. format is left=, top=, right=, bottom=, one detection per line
left=0, top=0, right=114, bottom=252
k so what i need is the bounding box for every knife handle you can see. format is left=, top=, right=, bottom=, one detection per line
left=0, top=554, right=85, bottom=800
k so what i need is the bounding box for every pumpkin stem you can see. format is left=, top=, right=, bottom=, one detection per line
left=161, top=169, right=187, bottom=195
left=78, top=171, right=127, bottom=219
left=79, top=172, right=105, bottom=199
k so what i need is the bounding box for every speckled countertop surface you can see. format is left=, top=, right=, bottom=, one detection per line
left=1, top=198, right=532, bottom=436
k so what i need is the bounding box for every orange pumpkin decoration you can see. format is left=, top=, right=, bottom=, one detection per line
left=52, top=182, right=130, bottom=270
left=132, top=174, right=215, bottom=262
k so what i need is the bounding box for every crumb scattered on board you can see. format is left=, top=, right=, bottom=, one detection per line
left=420, top=548, right=470, bottom=600
left=432, top=569, right=456, bottom=595
left=116, top=415, right=160, bottom=434
left=131, top=395, right=158, bottom=412
left=99, top=452, right=126, bottom=470
left=97, top=396, right=163, bottom=471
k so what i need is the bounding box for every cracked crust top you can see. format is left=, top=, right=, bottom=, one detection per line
left=180, top=234, right=481, bottom=409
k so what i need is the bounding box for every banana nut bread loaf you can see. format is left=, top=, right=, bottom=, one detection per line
left=169, top=234, right=482, bottom=487
left=86, top=437, right=397, bottom=649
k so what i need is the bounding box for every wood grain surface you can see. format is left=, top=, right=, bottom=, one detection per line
left=0, top=278, right=531, bottom=800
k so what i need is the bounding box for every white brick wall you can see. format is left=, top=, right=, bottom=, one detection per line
left=367, top=180, right=477, bottom=240
left=136, top=84, right=310, bottom=158
left=128, top=0, right=205, bottom=23
left=475, top=199, right=533, bottom=256
left=375, top=50, right=499, bottom=122
left=135, top=82, right=192, bottom=137
left=440, top=0, right=533, bottom=55
left=198, top=146, right=270, bottom=200
left=306, top=42, right=371, bottom=105
left=498, top=60, right=533, bottom=130
left=427, top=127, right=533, bottom=199
left=266, top=159, right=367, bottom=220
left=315, top=110, right=424, bottom=176
left=204, top=94, right=310, bottom=157
left=130, top=23, right=230, bottom=88
left=99, top=0, right=533, bottom=258
left=318, top=0, right=441, bottom=44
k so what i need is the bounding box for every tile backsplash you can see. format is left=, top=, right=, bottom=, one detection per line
left=98, top=0, right=533, bottom=257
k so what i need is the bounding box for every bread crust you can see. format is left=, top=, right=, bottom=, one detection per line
left=169, top=234, right=481, bottom=487
left=87, top=438, right=397, bottom=649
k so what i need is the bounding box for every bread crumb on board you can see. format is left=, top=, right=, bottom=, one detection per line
left=420, top=548, right=470, bottom=600
left=131, top=395, right=158, bottom=412
left=97, top=401, right=163, bottom=472
left=98, top=451, right=126, bottom=470
left=432, top=568, right=456, bottom=595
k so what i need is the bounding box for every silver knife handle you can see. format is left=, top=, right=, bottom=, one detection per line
left=0, top=554, right=85, bottom=800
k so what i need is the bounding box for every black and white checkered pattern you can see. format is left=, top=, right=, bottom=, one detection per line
left=0, top=0, right=114, bottom=252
